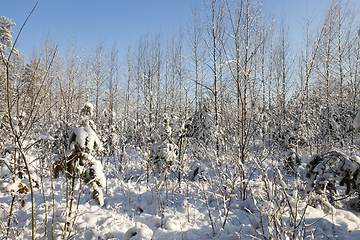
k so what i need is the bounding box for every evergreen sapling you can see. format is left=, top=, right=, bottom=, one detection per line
left=53, top=102, right=106, bottom=206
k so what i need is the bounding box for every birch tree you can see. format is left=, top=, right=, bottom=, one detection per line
left=91, top=38, right=107, bottom=121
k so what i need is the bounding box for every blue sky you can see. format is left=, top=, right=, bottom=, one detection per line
left=1, top=0, right=337, bottom=58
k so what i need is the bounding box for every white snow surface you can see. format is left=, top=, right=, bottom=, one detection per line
left=1, top=174, right=360, bottom=240
left=37, top=132, right=55, bottom=141
left=91, top=158, right=106, bottom=188
left=122, top=222, right=153, bottom=240
left=1, top=149, right=360, bottom=240
left=353, top=110, right=360, bottom=130
left=83, top=101, right=94, bottom=116
left=69, top=124, right=101, bottom=152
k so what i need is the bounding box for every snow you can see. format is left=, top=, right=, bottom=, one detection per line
left=2, top=144, right=360, bottom=239
left=37, top=132, right=55, bottom=141
left=0, top=173, right=359, bottom=240
left=353, top=110, right=360, bottom=131
left=69, top=125, right=101, bottom=152
left=0, top=154, right=12, bottom=179
left=0, top=16, right=15, bottom=48
left=3, top=178, right=20, bottom=192
left=189, top=161, right=209, bottom=181
left=122, top=222, right=153, bottom=240
left=90, top=158, right=106, bottom=188
left=13, top=125, right=20, bottom=135
left=82, top=101, right=95, bottom=117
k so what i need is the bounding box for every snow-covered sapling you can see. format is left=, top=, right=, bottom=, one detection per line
left=283, top=148, right=301, bottom=174
left=150, top=114, right=177, bottom=175
left=306, top=151, right=360, bottom=208
left=52, top=102, right=106, bottom=206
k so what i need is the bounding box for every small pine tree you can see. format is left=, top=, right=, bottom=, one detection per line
left=150, top=114, right=177, bottom=175
left=53, top=102, right=106, bottom=206
left=283, top=148, right=301, bottom=174
left=186, top=98, right=214, bottom=144
left=306, top=151, right=360, bottom=207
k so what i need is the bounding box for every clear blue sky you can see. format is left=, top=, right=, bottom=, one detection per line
left=1, top=0, right=340, bottom=58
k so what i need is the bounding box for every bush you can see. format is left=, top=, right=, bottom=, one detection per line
left=306, top=151, right=360, bottom=207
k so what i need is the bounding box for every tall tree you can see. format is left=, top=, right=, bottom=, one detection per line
left=187, top=3, right=206, bottom=112
left=202, top=0, right=227, bottom=154
left=91, top=38, right=107, bottom=121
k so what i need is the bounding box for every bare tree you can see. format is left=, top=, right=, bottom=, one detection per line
left=225, top=0, right=265, bottom=160
left=202, top=0, right=227, bottom=155
left=295, top=9, right=327, bottom=153
left=0, top=5, right=58, bottom=239
left=187, top=2, right=206, bottom=111
left=91, top=38, right=107, bottom=121
left=124, top=43, right=134, bottom=128
left=273, top=14, right=294, bottom=149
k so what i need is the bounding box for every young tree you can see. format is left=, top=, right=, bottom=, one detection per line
left=53, top=102, right=106, bottom=206
left=0, top=16, right=16, bottom=53
left=202, top=0, right=227, bottom=155
left=150, top=114, right=177, bottom=175
left=103, top=41, right=120, bottom=156
left=273, top=15, right=294, bottom=149
left=295, top=10, right=326, bottom=153
left=222, top=0, right=266, bottom=200
left=187, top=2, right=206, bottom=114
left=91, top=38, right=107, bottom=121
left=0, top=16, right=17, bottom=112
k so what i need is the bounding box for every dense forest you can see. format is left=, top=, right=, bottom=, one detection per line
left=2, top=0, right=360, bottom=239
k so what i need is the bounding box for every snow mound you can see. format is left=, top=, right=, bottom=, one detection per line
left=69, top=125, right=101, bottom=152
left=353, top=110, right=360, bottom=131
left=122, top=222, right=153, bottom=240
left=82, top=101, right=94, bottom=117
left=189, top=161, right=209, bottom=181
left=37, top=132, right=55, bottom=141
left=91, top=158, right=106, bottom=188
left=164, top=217, right=182, bottom=231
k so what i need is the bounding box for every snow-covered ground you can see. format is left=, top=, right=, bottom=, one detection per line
left=1, top=149, right=360, bottom=240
